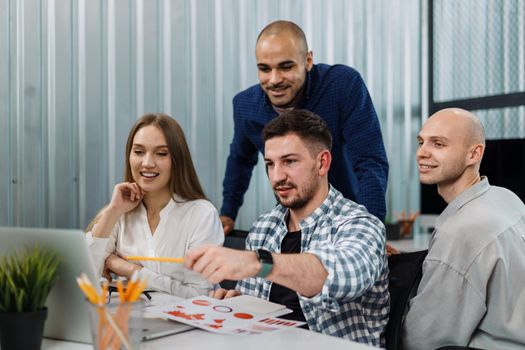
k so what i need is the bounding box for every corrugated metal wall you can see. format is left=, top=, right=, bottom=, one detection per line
left=0, top=0, right=422, bottom=229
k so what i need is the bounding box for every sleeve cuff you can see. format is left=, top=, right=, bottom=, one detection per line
left=84, top=232, right=112, bottom=275
left=85, top=232, right=111, bottom=249
left=219, top=202, right=239, bottom=221
left=298, top=249, right=341, bottom=312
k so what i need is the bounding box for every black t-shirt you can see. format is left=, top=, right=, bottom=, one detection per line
left=269, top=230, right=309, bottom=329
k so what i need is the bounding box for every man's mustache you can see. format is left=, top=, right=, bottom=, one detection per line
left=273, top=181, right=296, bottom=191
left=267, top=83, right=287, bottom=90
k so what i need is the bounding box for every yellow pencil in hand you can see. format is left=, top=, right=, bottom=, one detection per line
left=125, top=255, right=184, bottom=263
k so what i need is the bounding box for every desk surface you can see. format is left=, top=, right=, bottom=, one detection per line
left=41, top=234, right=429, bottom=350
left=388, top=232, right=431, bottom=253
left=43, top=327, right=377, bottom=350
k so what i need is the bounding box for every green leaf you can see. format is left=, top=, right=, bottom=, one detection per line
left=0, top=245, right=61, bottom=312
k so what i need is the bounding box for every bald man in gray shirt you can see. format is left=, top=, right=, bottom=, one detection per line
left=403, top=108, right=525, bottom=349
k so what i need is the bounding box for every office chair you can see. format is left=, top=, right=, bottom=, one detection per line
left=385, top=249, right=428, bottom=350
left=220, top=229, right=249, bottom=290
left=435, top=346, right=485, bottom=350
left=224, top=229, right=249, bottom=249
left=385, top=250, right=487, bottom=350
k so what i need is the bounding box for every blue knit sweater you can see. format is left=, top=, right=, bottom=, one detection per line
left=221, top=63, right=388, bottom=221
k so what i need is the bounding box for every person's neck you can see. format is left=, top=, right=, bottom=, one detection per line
left=142, top=190, right=172, bottom=215
left=287, top=183, right=329, bottom=232
left=438, top=171, right=481, bottom=204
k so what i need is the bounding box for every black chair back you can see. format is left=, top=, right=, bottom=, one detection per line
left=385, top=249, right=428, bottom=350
left=435, top=346, right=486, bottom=350
left=220, top=230, right=249, bottom=290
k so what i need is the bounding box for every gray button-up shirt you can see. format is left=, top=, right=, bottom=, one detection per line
left=403, top=177, right=525, bottom=349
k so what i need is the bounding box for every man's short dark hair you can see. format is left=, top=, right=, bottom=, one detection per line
left=262, top=109, right=332, bottom=155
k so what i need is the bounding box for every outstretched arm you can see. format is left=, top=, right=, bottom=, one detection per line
left=184, top=246, right=327, bottom=297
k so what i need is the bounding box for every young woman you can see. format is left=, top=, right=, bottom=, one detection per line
left=86, top=113, right=223, bottom=298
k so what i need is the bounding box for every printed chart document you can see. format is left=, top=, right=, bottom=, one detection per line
left=148, top=295, right=305, bottom=336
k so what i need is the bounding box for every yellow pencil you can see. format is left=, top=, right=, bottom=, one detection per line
left=76, top=278, right=99, bottom=304
left=128, top=281, right=146, bottom=302
left=117, top=278, right=125, bottom=302
left=101, top=281, right=108, bottom=305
left=124, top=272, right=139, bottom=301
left=125, top=255, right=185, bottom=263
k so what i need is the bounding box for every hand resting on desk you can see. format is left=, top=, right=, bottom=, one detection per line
left=386, top=243, right=400, bottom=256
left=210, top=288, right=241, bottom=299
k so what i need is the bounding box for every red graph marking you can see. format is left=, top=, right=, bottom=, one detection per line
left=251, top=324, right=277, bottom=331
left=166, top=310, right=192, bottom=320
left=207, top=324, right=223, bottom=329
left=192, top=299, right=211, bottom=306
left=166, top=310, right=205, bottom=321
left=233, top=312, right=254, bottom=319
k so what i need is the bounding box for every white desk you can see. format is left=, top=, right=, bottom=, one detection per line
left=43, top=327, right=377, bottom=350
left=388, top=232, right=431, bottom=253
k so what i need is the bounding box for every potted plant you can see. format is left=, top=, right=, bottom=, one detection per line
left=0, top=245, right=61, bottom=350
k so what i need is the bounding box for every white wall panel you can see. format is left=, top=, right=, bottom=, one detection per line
left=0, top=0, right=11, bottom=225
left=1, top=0, right=422, bottom=229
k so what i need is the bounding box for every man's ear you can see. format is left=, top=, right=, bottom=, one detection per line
left=306, top=51, right=314, bottom=71
left=318, top=150, right=332, bottom=176
left=467, top=144, right=484, bottom=165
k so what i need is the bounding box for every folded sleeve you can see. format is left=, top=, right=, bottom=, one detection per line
left=85, top=222, right=120, bottom=276
left=300, top=216, right=386, bottom=311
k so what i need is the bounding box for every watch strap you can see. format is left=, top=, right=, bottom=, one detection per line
left=255, top=249, right=274, bottom=278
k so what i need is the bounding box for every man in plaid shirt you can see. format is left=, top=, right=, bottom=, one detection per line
left=186, top=110, right=389, bottom=346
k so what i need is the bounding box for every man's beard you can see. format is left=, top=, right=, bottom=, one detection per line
left=273, top=175, right=318, bottom=210
left=265, top=70, right=307, bottom=109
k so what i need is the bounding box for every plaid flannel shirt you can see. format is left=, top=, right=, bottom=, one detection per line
left=237, top=186, right=389, bottom=347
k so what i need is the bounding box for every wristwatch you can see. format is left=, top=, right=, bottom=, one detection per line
left=255, top=249, right=274, bottom=278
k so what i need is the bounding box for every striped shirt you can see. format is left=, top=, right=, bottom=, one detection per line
left=237, top=186, right=389, bottom=347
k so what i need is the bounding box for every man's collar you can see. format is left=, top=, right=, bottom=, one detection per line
left=436, top=176, right=490, bottom=228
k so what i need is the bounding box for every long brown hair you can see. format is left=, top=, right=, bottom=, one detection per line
left=85, top=113, right=206, bottom=232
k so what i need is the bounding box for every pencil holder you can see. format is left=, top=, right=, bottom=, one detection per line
left=87, top=300, right=144, bottom=350
left=398, top=219, right=415, bottom=238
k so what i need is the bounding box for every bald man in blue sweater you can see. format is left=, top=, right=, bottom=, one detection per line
left=220, top=20, right=389, bottom=233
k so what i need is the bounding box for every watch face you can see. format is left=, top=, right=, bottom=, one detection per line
left=256, top=249, right=273, bottom=264
left=256, top=249, right=274, bottom=278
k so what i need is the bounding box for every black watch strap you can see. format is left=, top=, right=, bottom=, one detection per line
left=255, top=249, right=274, bottom=278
